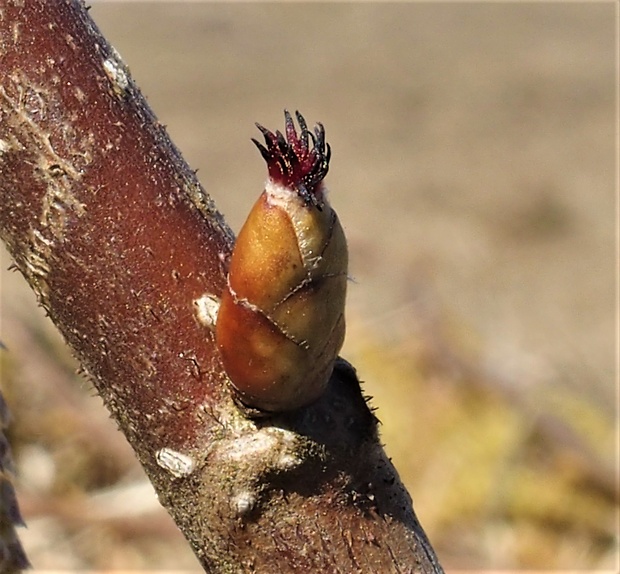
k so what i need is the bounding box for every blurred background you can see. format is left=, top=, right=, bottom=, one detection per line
left=1, top=2, right=617, bottom=571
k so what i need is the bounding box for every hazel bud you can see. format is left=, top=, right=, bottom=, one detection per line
left=215, top=110, right=348, bottom=413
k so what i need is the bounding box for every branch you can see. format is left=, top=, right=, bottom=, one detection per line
left=0, top=1, right=444, bottom=571
left=0, top=390, right=29, bottom=572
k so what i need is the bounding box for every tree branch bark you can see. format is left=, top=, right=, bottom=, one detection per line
left=0, top=1, right=443, bottom=572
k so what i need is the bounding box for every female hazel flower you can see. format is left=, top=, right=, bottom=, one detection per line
left=216, top=111, right=348, bottom=413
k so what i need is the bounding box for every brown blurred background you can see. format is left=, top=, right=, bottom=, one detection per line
left=1, top=3, right=617, bottom=571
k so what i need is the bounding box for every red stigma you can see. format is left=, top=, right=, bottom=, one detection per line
left=252, top=110, right=331, bottom=210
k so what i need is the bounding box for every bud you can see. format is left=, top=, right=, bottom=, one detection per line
left=216, top=111, right=348, bottom=413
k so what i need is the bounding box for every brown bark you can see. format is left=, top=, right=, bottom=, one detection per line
left=0, top=1, right=443, bottom=572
